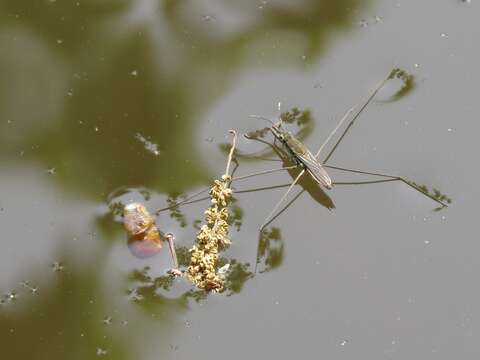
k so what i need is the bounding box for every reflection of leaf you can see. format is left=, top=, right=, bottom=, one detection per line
left=383, top=68, right=415, bottom=102
left=139, top=189, right=151, bottom=201
left=229, top=198, right=244, bottom=231
left=280, top=107, right=312, bottom=126
left=126, top=253, right=253, bottom=304
left=256, top=227, right=284, bottom=273
left=408, top=181, right=452, bottom=211
left=192, top=219, right=202, bottom=230
left=175, top=246, right=191, bottom=268
left=108, top=201, right=125, bottom=216
left=245, top=127, right=271, bottom=140
left=222, top=259, right=253, bottom=296
left=166, top=193, right=188, bottom=227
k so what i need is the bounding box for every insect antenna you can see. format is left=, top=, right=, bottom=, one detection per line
left=249, top=115, right=276, bottom=126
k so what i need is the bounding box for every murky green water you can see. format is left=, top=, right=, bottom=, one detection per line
left=1, top=0, right=478, bottom=359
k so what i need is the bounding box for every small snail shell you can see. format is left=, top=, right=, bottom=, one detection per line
left=123, top=202, right=162, bottom=258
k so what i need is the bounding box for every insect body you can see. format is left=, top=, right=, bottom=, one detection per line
left=269, top=123, right=333, bottom=189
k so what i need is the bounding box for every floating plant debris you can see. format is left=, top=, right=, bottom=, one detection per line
left=135, top=133, right=160, bottom=156
left=186, top=131, right=237, bottom=292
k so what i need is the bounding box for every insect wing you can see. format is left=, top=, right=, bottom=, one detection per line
left=283, top=133, right=332, bottom=189
left=299, top=149, right=333, bottom=189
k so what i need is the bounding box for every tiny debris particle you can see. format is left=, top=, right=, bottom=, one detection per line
left=47, top=167, right=56, bottom=175
left=130, top=70, right=138, bottom=76
left=135, top=133, right=160, bottom=156
left=359, top=19, right=368, bottom=27
left=127, top=288, right=144, bottom=302
left=51, top=261, right=64, bottom=272
left=201, top=14, right=216, bottom=21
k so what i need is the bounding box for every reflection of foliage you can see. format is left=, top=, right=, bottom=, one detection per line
left=193, top=219, right=202, bottom=230
left=256, top=227, right=284, bottom=273
left=245, top=127, right=271, bottom=140
left=127, top=255, right=253, bottom=306
left=220, top=259, right=254, bottom=296
left=280, top=107, right=312, bottom=126
left=166, top=194, right=188, bottom=227
left=229, top=198, right=244, bottom=231
left=386, top=68, right=415, bottom=101
left=408, top=181, right=452, bottom=211
left=139, top=189, right=151, bottom=201
left=175, top=246, right=191, bottom=268
left=109, top=201, right=125, bottom=217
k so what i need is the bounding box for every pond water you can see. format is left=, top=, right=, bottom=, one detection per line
left=1, top=0, right=478, bottom=359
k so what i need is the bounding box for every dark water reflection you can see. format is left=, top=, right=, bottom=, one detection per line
left=1, top=0, right=476, bottom=359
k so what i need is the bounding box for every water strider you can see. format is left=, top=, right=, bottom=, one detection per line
left=247, top=68, right=449, bottom=229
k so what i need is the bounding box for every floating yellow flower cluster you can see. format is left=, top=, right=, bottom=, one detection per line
left=187, top=175, right=232, bottom=292
left=186, top=131, right=237, bottom=292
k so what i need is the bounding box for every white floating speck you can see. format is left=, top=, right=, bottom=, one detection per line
left=135, top=133, right=160, bottom=156
left=201, top=14, right=216, bottom=21
left=96, top=348, right=107, bottom=356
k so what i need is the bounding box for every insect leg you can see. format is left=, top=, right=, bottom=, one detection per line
left=254, top=188, right=303, bottom=273
left=316, top=69, right=394, bottom=161
left=260, top=169, right=305, bottom=230
left=155, top=166, right=298, bottom=214
left=325, top=164, right=449, bottom=208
